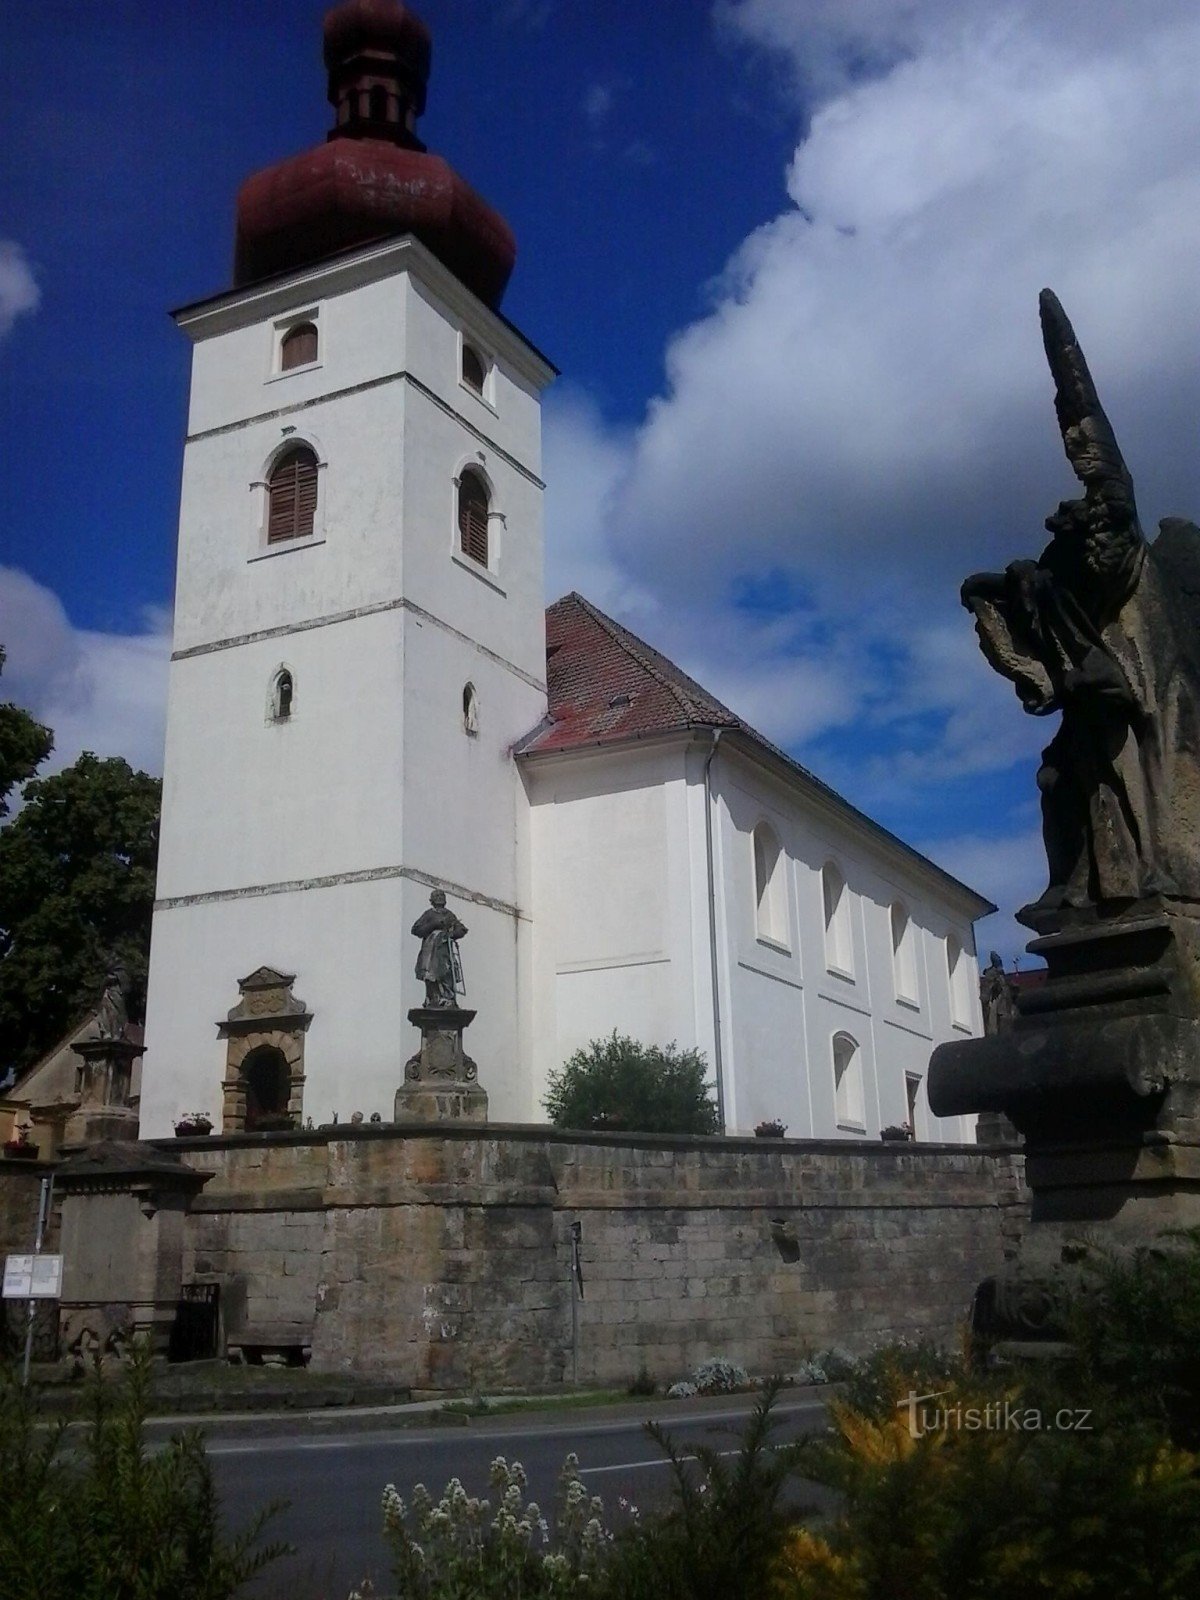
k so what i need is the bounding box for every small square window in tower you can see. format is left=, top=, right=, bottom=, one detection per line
left=280, top=321, right=318, bottom=371
left=457, top=469, right=489, bottom=566
left=461, top=343, right=486, bottom=395
left=268, top=446, right=318, bottom=543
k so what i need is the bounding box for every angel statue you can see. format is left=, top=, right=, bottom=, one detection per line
left=961, top=290, right=1200, bottom=925
left=412, top=889, right=467, bottom=1008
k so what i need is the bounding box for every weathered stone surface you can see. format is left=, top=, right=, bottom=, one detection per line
left=157, top=1125, right=1024, bottom=1390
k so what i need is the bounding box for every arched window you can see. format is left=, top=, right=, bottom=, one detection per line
left=369, top=84, right=389, bottom=123
left=267, top=445, right=318, bottom=543
left=272, top=668, right=294, bottom=722
left=821, top=862, right=853, bottom=976
left=890, top=901, right=919, bottom=1005
left=833, top=1033, right=865, bottom=1129
left=946, top=934, right=972, bottom=1028
left=280, top=322, right=318, bottom=371
left=457, top=469, right=490, bottom=566
left=242, top=1045, right=292, bottom=1132
left=461, top=344, right=486, bottom=394
left=462, top=682, right=479, bottom=734
left=753, top=822, right=787, bottom=945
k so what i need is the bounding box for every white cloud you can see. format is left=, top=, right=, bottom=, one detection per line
left=0, top=567, right=170, bottom=780
left=543, top=0, right=1200, bottom=919
left=0, top=242, right=39, bottom=339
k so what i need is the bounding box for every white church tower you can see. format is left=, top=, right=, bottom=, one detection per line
left=139, top=0, right=554, bottom=1137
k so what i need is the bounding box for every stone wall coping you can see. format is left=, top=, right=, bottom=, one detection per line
left=155, top=1121, right=1005, bottom=1160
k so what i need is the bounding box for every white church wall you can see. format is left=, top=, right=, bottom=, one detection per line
left=525, top=742, right=702, bottom=1119
left=709, top=744, right=980, bottom=1142
left=155, top=611, right=406, bottom=900
left=138, top=873, right=528, bottom=1138
left=172, top=379, right=409, bottom=654
left=145, top=240, right=553, bottom=1139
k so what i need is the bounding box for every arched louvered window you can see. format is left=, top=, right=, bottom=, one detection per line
left=458, top=470, right=489, bottom=566
left=462, top=344, right=486, bottom=394
left=267, top=446, right=318, bottom=544
left=280, top=322, right=318, bottom=371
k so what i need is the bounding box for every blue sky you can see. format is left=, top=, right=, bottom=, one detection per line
left=3, top=0, right=1200, bottom=963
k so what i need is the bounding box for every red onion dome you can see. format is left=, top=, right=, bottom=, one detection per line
left=232, top=0, right=516, bottom=308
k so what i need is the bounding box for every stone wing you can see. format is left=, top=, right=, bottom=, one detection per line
left=1039, top=288, right=1139, bottom=524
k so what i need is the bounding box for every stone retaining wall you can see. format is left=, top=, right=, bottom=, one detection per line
left=170, top=1126, right=1026, bottom=1390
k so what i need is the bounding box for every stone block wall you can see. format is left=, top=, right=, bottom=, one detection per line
left=0, top=1162, right=56, bottom=1258
left=170, top=1126, right=1025, bottom=1390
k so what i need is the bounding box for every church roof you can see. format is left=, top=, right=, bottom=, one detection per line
left=521, top=591, right=743, bottom=754
left=517, top=592, right=995, bottom=914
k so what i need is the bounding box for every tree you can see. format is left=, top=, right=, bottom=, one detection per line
left=543, top=1032, right=720, bottom=1135
left=0, top=645, right=52, bottom=818
left=0, top=752, right=160, bottom=1076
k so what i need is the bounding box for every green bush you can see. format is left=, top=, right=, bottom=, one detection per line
left=595, top=1379, right=806, bottom=1600
left=543, top=1033, right=719, bottom=1135
left=0, top=1345, right=287, bottom=1600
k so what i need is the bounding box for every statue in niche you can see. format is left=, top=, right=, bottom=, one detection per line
left=95, top=957, right=130, bottom=1041
left=961, top=290, right=1200, bottom=923
left=412, top=889, right=468, bottom=1008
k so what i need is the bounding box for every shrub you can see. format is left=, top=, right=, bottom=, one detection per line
left=692, top=1357, right=748, bottom=1394
left=596, top=1379, right=807, bottom=1600
left=543, top=1033, right=719, bottom=1136
left=378, top=1453, right=609, bottom=1598
left=0, top=1343, right=287, bottom=1599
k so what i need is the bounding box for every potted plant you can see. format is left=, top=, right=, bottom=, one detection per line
left=173, top=1112, right=214, bottom=1137
left=754, top=1119, right=787, bottom=1138
left=3, top=1127, right=38, bottom=1160
left=880, top=1122, right=913, bottom=1143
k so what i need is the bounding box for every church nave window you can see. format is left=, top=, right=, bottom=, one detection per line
left=267, top=445, right=319, bottom=543
left=457, top=469, right=490, bottom=566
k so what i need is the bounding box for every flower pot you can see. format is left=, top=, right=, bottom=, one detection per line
left=174, top=1122, right=213, bottom=1138
left=3, top=1141, right=38, bottom=1160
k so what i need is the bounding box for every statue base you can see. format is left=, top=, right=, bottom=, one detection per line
left=62, top=1037, right=146, bottom=1152
left=931, top=903, right=1200, bottom=1346
left=395, top=1007, right=488, bottom=1124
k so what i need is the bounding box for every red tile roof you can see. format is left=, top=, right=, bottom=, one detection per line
left=517, top=591, right=742, bottom=755
left=516, top=592, right=995, bottom=916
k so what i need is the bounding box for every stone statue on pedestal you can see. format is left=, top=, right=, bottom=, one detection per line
left=961, top=290, right=1200, bottom=927
left=412, top=890, right=467, bottom=1008
left=931, top=292, right=1200, bottom=1345
left=396, top=889, right=487, bottom=1124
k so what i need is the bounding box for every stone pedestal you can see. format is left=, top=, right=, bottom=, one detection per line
left=931, top=903, right=1200, bottom=1344
left=395, top=1007, right=488, bottom=1122
left=62, top=1036, right=146, bottom=1151
left=55, top=1140, right=210, bottom=1360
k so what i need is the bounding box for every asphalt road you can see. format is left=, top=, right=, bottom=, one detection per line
left=198, top=1391, right=833, bottom=1599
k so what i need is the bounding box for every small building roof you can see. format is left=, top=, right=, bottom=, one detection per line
left=517, top=592, right=995, bottom=917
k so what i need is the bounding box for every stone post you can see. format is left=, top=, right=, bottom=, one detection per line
left=395, top=1007, right=488, bottom=1122
left=62, top=1036, right=146, bottom=1150
left=55, top=1141, right=210, bottom=1361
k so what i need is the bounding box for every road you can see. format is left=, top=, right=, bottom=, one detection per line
left=195, top=1391, right=833, bottom=1599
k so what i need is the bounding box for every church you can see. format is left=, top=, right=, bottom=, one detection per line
left=135, top=0, right=991, bottom=1148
